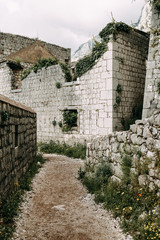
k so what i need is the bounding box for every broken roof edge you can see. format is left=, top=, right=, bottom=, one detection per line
left=0, top=94, right=36, bottom=114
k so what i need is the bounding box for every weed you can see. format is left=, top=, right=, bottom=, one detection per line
left=78, top=158, right=160, bottom=240
left=39, top=141, right=86, bottom=159
left=56, top=82, right=61, bottom=89
left=52, top=120, right=56, bottom=126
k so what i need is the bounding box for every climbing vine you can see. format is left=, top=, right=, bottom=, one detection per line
left=76, top=21, right=131, bottom=77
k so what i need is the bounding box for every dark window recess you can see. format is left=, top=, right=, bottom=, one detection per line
left=15, top=125, right=18, bottom=147
left=62, top=109, right=78, bottom=132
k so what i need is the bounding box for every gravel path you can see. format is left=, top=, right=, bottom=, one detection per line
left=12, top=154, right=132, bottom=240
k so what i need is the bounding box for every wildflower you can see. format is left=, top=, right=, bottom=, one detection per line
left=115, top=207, right=119, bottom=210
left=137, top=198, right=139, bottom=201
left=121, top=192, right=124, bottom=195
left=138, top=193, right=142, bottom=197
left=129, top=207, right=132, bottom=211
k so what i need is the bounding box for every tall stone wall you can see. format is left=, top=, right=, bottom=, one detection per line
left=143, top=8, right=160, bottom=118
left=0, top=30, right=149, bottom=144
left=0, top=49, right=114, bottom=144
left=112, top=30, right=149, bottom=130
left=0, top=32, right=71, bottom=64
left=0, top=94, right=37, bottom=200
left=87, top=110, right=160, bottom=193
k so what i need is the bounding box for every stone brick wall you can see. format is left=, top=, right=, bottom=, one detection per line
left=87, top=110, right=160, bottom=193
left=0, top=32, right=71, bottom=64
left=0, top=94, right=37, bottom=200
left=143, top=8, right=160, bottom=118
left=0, top=30, right=148, bottom=145
left=112, top=30, right=149, bottom=130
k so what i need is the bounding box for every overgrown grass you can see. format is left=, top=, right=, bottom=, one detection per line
left=78, top=158, right=160, bottom=240
left=0, top=154, right=45, bottom=240
left=39, top=140, right=86, bottom=159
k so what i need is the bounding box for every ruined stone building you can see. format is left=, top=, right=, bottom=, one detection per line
left=0, top=28, right=149, bottom=144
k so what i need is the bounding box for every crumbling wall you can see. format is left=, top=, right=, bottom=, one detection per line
left=0, top=94, right=37, bottom=200
left=87, top=110, right=160, bottom=193
left=0, top=32, right=71, bottom=64
left=0, top=30, right=149, bottom=144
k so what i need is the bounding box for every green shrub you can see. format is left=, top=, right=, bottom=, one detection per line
left=39, top=141, right=86, bottom=159
left=60, top=63, right=72, bottom=82
left=62, top=110, right=77, bottom=131
left=52, top=120, right=56, bottom=126
left=78, top=158, right=160, bottom=240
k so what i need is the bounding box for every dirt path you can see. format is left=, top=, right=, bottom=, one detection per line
left=12, top=154, right=132, bottom=240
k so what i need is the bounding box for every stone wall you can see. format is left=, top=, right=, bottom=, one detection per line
left=143, top=8, right=160, bottom=118
left=0, top=94, right=37, bottom=200
left=0, top=30, right=149, bottom=144
left=0, top=32, right=71, bottom=64
left=87, top=110, right=160, bottom=193
left=112, top=30, right=149, bottom=130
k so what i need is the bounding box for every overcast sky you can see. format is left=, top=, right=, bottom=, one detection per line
left=0, top=0, right=145, bottom=53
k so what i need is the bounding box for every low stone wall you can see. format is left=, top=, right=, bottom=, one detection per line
left=0, top=94, right=37, bottom=200
left=87, top=111, right=160, bottom=192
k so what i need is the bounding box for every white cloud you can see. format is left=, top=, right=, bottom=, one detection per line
left=0, top=0, right=145, bottom=52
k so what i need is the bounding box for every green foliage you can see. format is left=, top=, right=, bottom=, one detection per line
left=56, top=82, right=62, bottom=89
left=58, top=121, right=63, bottom=128
left=76, top=21, right=130, bottom=78
left=39, top=141, right=86, bottom=159
left=1, top=111, right=10, bottom=121
left=0, top=154, right=45, bottom=239
left=116, top=84, right=122, bottom=93
left=21, top=58, right=58, bottom=80
left=62, top=110, right=77, bottom=131
left=60, top=63, right=72, bottom=82
left=21, top=69, right=31, bottom=80
left=76, top=41, right=107, bottom=77
left=52, top=120, right=56, bottom=126
left=79, top=159, right=160, bottom=240
left=116, top=96, right=121, bottom=104
left=99, top=21, right=130, bottom=42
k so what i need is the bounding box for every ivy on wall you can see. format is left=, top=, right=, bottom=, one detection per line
left=75, top=21, right=131, bottom=78
left=21, top=58, right=72, bottom=83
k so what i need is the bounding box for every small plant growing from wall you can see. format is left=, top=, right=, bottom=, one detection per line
left=56, top=82, right=62, bottom=89
left=1, top=111, right=10, bottom=121
left=52, top=120, right=56, bottom=126
left=58, top=121, right=63, bottom=128
left=116, top=84, right=122, bottom=93
left=114, top=84, right=122, bottom=110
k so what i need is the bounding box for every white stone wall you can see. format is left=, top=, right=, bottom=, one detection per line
left=0, top=30, right=149, bottom=144
left=143, top=8, right=160, bottom=118
left=112, top=30, right=149, bottom=130
left=0, top=47, right=113, bottom=144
